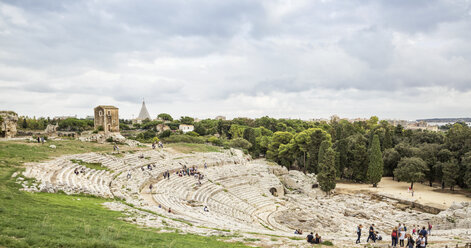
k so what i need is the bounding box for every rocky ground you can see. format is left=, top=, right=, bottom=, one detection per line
left=18, top=143, right=471, bottom=247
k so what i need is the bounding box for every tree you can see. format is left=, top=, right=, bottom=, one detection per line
left=229, top=138, right=252, bottom=150
left=417, top=143, right=440, bottom=186
left=463, top=152, right=471, bottom=188
left=179, top=116, right=194, bottom=125
left=367, top=135, right=383, bottom=187
left=157, top=113, right=173, bottom=121
left=394, top=157, right=428, bottom=189
left=441, top=159, right=460, bottom=190
left=317, top=140, right=331, bottom=167
left=317, top=147, right=337, bottom=195
left=383, top=148, right=400, bottom=177
left=383, top=127, right=393, bottom=150
left=266, top=131, right=293, bottom=164
left=22, top=118, right=27, bottom=129
left=229, top=124, right=246, bottom=139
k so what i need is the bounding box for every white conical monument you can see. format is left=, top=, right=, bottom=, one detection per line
left=133, top=99, right=152, bottom=124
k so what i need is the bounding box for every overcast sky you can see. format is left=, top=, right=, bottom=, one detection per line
left=1, top=0, right=471, bottom=120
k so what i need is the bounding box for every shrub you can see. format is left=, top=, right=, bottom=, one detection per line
left=229, top=138, right=252, bottom=150
left=207, top=136, right=222, bottom=146
left=159, top=130, right=172, bottom=139
left=163, top=135, right=205, bottom=144
left=186, top=131, right=199, bottom=137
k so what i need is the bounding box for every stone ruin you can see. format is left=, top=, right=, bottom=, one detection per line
left=17, top=147, right=471, bottom=247
left=0, top=111, right=18, bottom=138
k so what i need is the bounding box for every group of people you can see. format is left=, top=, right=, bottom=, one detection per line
left=73, top=167, right=85, bottom=175
left=36, top=136, right=45, bottom=144
left=358, top=223, right=432, bottom=248
left=306, top=232, right=322, bottom=244
left=175, top=166, right=204, bottom=183
left=113, top=144, right=120, bottom=153
left=152, top=141, right=163, bottom=149
left=141, top=163, right=156, bottom=172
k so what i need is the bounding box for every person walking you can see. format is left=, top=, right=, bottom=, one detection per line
left=391, top=227, right=398, bottom=248
left=367, top=224, right=375, bottom=243
left=356, top=224, right=362, bottom=244
left=427, top=222, right=432, bottom=236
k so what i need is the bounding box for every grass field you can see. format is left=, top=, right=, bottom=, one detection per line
left=0, top=140, right=249, bottom=248
left=166, top=143, right=222, bottom=154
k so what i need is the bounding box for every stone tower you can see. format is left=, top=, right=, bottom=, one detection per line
left=94, top=105, right=119, bottom=133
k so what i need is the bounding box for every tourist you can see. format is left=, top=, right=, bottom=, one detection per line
left=203, top=206, right=209, bottom=212
left=37, top=137, right=40, bottom=143
left=375, top=231, right=382, bottom=241
left=416, top=234, right=426, bottom=248
left=168, top=208, right=172, bottom=213
left=419, top=226, right=428, bottom=246
left=116, top=145, right=119, bottom=153
left=399, top=226, right=406, bottom=247
left=406, top=234, right=415, bottom=248
left=412, top=226, right=416, bottom=236
left=152, top=142, right=156, bottom=149
left=367, top=224, right=375, bottom=243
left=127, top=172, right=131, bottom=179
left=149, top=184, right=153, bottom=193
left=391, top=227, right=398, bottom=247
left=314, top=233, right=321, bottom=244
left=356, top=224, right=362, bottom=244
left=74, top=168, right=79, bottom=175
left=306, top=232, right=314, bottom=243
left=158, top=204, right=161, bottom=208
left=427, top=222, right=432, bottom=235
left=40, top=136, right=45, bottom=144
left=204, top=162, right=207, bottom=169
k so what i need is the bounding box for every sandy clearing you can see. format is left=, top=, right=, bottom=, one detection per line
left=337, top=177, right=471, bottom=209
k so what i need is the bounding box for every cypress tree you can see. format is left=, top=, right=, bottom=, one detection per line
left=317, top=147, right=337, bottom=195
left=367, top=134, right=383, bottom=187
left=317, top=140, right=330, bottom=167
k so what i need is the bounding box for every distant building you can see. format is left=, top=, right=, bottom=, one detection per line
left=405, top=121, right=439, bottom=132
left=133, top=100, right=151, bottom=125
left=215, top=116, right=226, bottom=120
left=85, top=115, right=94, bottom=120
left=179, top=124, right=194, bottom=133
left=53, top=115, right=77, bottom=120
left=94, top=105, right=119, bottom=133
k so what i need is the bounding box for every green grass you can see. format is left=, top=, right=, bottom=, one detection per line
left=167, top=143, right=222, bottom=154
left=70, top=159, right=110, bottom=172
left=0, top=140, right=249, bottom=248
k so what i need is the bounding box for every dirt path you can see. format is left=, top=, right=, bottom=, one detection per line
left=337, top=177, right=471, bottom=210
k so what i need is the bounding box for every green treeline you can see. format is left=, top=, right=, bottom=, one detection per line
left=190, top=116, right=471, bottom=191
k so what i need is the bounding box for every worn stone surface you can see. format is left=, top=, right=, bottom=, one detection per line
left=18, top=147, right=471, bottom=248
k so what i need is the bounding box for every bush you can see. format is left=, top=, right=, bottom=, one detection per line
left=207, top=136, right=223, bottom=146
left=322, top=241, right=334, bottom=246
left=162, top=135, right=205, bottom=144
left=186, top=131, right=199, bottom=137
left=159, top=130, right=172, bottom=139
left=229, top=138, right=252, bottom=150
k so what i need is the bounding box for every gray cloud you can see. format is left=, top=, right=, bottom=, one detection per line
left=0, top=0, right=470, bottom=119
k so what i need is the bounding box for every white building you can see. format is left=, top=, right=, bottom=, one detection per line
left=179, top=124, right=194, bottom=133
